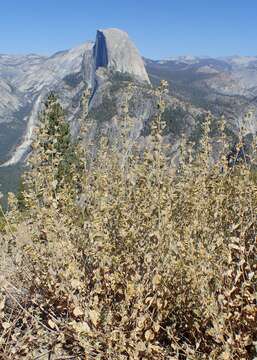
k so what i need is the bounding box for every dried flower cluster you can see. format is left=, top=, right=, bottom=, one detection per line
left=0, top=82, right=256, bottom=359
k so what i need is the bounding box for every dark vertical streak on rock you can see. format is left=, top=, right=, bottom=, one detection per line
left=94, top=31, right=108, bottom=70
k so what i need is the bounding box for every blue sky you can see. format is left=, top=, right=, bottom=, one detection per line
left=1, top=0, right=257, bottom=59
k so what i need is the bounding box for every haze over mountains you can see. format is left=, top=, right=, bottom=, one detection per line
left=0, top=27, right=256, bottom=175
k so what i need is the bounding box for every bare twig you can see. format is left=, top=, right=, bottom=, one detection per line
left=3, top=287, right=57, bottom=334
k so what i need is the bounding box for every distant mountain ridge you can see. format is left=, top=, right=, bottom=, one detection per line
left=153, top=55, right=257, bottom=67
left=145, top=55, right=257, bottom=135
left=0, top=29, right=257, bottom=170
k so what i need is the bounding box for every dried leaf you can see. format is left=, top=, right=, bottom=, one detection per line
left=152, top=274, right=162, bottom=286
left=89, top=310, right=99, bottom=327
left=73, top=306, right=84, bottom=317
left=145, top=329, right=155, bottom=341
left=48, top=319, right=57, bottom=329
left=2, top=322, right=11, bottom=330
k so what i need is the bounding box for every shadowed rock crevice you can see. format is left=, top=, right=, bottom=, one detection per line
left=94, top=30, right=108, bottom=69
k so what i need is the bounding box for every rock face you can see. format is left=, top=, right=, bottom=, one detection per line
left=1, top=29, right=257, bottom=170
left=0, top=43, right=93, bottom=166
left=0, top=28, right=150, bottom=166
left=94, top=29, right=150, bottom=84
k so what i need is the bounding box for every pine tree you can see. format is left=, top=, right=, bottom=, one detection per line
left=24, top=93, right=84, bottom=210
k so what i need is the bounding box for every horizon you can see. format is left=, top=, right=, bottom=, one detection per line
left=1, top=33, right=257, bottom=61
left=1, top=0, right=257, bottom=59
left=1, top=35, right=257, bottom=61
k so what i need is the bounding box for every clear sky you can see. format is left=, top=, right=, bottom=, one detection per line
left=1, top=0, right=257, bottom=59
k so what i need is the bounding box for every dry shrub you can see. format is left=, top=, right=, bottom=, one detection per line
left=0, top=84, right=256, bottom=359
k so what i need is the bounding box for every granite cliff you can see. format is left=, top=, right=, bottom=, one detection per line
left=0, top=28, right=150, bottom=167
left=94, top=29, right=149, bottom=84
left=0, top=29, right=256, bottom=201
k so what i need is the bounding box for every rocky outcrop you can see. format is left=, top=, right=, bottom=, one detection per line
left=0, top=28, right=150, bottom=166
left=94, top=29, right=150, bottom=84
